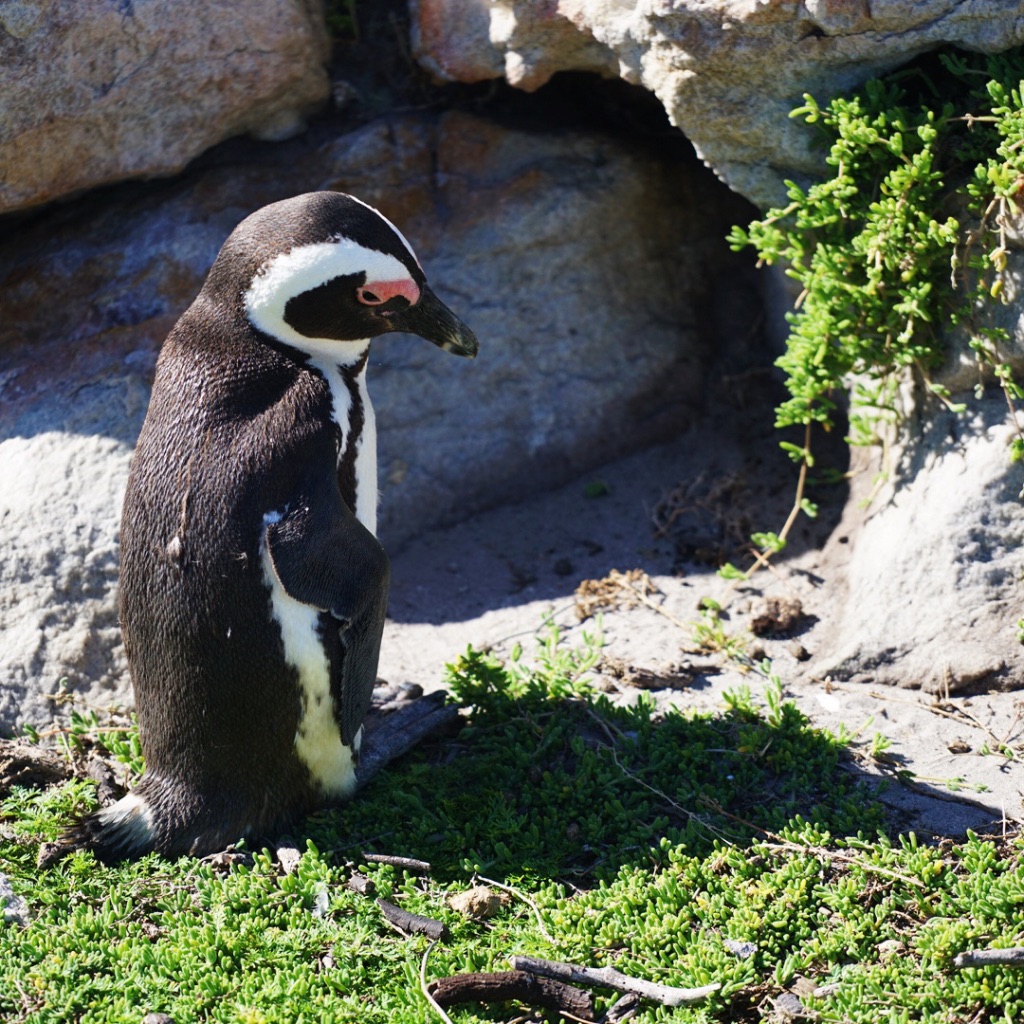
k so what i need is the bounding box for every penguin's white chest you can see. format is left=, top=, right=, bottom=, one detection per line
left=260, top=357, right=378, bottom=797
left=310, top=356, right=378, bottom=535
left=261, top=516, right=360, bottom=798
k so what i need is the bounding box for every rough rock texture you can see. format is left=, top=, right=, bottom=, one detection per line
left=411, top=0, right=1024, bottom=208
left=0, top=0, right=330, bottom=214
left=0, top=111, right=756, bottom=733
left=410, top=1, right=1024, bottom=691
left=815, top=400, right=1024, bottom=693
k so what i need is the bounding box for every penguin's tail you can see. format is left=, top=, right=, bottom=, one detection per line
left=65, top=791, right=158, bottom=864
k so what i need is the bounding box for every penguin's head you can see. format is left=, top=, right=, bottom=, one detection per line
left=207, top=192, right=478, bottom=364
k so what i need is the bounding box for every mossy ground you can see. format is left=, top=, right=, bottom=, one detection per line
left=2, top=637, right=1024, bottom=1023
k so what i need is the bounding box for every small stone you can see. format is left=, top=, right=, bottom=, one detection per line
left=771, top=992, right=807, bottom=1020
left=0, top=873, right=29, bottom=927
left=787, top=641, right=810, bottom=661
left=142, top=1014, right=175, bottom=1024
left=447, top=885, right=503, bottom=919
left=947, top=739, right=971, bottom=754
left=877, top=939, right=903, bottom=960
left=750, top=596, right=805, bottom=637
left=723, top=938, right=757, bottom=959
left=276, top=843, right=302, bottom=875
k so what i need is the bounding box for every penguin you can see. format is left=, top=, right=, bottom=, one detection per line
left=72, top=191, right=478, bottom=862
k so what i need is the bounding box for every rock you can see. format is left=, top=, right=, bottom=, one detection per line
left=0, top=0, right=330, bottom=214
left=0, top=873, right=29, bottom=927
left=447, top=885, right=503, bottom=919
left=411, top=0, right=1024, bottom=208
left=815, top=400, right=1024, bottom=693
left=750, top=596, right=805, bottom=637
left=0, top=111, right=755, bottom=733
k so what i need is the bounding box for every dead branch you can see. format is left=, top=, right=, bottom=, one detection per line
left=362, top=853, right=432, bottom=874
left=377, top=898, right=448, bottom=940
left=953, top=948, right=1024, bottom=968
left=510, top=955, right=721, bottom=1007
left=428, top=971, right=595, bottom=1020
left=604, top=992, right=641, bottom=1022
left=346, top=872, right=375, bottom=896
left=0, top=740, right=71, bottom=796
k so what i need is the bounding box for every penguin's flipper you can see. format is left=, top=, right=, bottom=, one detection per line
left=264, top=484, right=390, bottom=744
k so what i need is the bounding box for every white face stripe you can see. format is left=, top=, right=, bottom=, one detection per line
left=346, top=194, right=423, bottom=273
left=242, top=238, right=416, bottom=365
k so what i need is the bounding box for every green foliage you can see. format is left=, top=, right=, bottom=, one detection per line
left=731, top=51, right=1024, bottom=442
left=3, top=636, right=1024, bottom=1022
left=726, top=50, right=1024, bottom=580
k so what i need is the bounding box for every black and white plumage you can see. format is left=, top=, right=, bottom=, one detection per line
left=74, top=191, right=477, bottom=862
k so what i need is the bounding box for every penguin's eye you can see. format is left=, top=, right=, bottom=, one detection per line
left=356, top=279, right=420, bottom=308
left=356, top=287, right=384, bottom=306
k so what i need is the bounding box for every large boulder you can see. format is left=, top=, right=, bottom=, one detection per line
left=0, top=0, right=330, bottom=214
left=0, top=111, right=756, bottom=733
left=411, top=0, right=1024, bottom=208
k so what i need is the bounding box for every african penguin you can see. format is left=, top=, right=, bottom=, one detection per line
left=71, top=191, right=478, bottom=862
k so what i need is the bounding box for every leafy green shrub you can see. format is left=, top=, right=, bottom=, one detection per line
left=726, top=50, right=1024, bottom=574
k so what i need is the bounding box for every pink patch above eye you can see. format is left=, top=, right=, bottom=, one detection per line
left=357, top=279, right=421, bottom=306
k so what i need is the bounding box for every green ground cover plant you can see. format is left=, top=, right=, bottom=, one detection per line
left=725, top=49, right=1024, bottom=578
left=2, top=633, right=1024, bottom=1022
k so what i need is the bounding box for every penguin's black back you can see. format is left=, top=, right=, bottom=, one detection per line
left=116, top=294, right=385, bottom=856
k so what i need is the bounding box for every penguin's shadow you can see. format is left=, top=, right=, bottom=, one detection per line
left=301, top=676, right=888, bottom=884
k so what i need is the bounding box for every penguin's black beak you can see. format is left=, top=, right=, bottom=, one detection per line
left=389, top=284, right=479, bottom=358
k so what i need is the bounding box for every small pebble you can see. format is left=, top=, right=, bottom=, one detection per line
left=0, top=872, right=29, bottom=927
left=723, top=939, right=757, bottom=960
left=276, top=843, right=302, bottom=876
left=787, top=640, right=810, bottom=661
left=448, top=885, right=503, bottom=919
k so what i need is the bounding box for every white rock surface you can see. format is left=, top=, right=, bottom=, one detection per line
left=816, top=400, right=1024, bottom=693
left=412, top=0, right=1024, bottom=208
left=0, top=0, right=330, bottom=213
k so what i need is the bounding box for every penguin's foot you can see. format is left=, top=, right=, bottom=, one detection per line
left=63, top=791, right=157, bottom=865
left=356, top=691, right=461, bottom=790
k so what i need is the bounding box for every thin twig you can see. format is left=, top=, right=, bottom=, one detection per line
left=611, top=577, right=692, bottom=632
left=362, top=853, right=432, bottom=873
left=953, top=948, right=1024, bottom=968
left=510, top=955, right=721, bottom=1007
left=604, top=746, right=735, bottom=845
left=474, top=874, right=559, bottom=947
left=702, top=798, right=927, bottom=888
left=421, top=941, right=456, bottom=1024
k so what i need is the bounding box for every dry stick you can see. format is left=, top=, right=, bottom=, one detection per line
left=740, top=421, right=813, bottom=580
left=510, top=955, right=721, bottom=1008
left=826, top=680, right=1023, bottom=757
left=953, top=948, right=1024, bottom=968
left=420, top=941, right=456, bottom=1024
left=474, top=874, right=559, bottom=947
left=611, top=576, right=691, bottom=633
left=701, top=798, right=928, bottom=889
left=362, top=853, right=432, bottom=874
left=428, top=971, right=595, bottom=1020
left=377, top=898, right=448, bottom=941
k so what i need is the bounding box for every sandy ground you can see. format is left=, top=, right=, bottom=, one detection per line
left=379, top=431, right=1024, bottom=841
